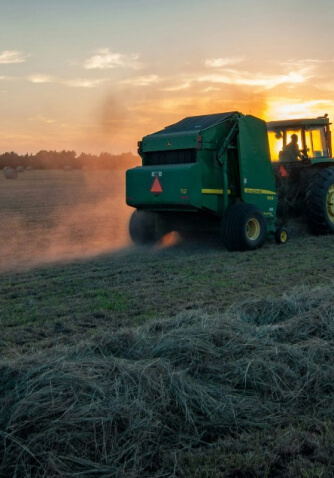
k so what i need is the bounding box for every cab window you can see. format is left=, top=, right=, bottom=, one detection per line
left=268, top=130, right=282, bottom=161
left=268, top=129, right=302, bottom=161
left=305, top=127, right=327, bottom=158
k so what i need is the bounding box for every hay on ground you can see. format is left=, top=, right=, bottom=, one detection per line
left=1, top=286, right=334, bottom=476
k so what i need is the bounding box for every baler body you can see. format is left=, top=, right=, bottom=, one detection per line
left=126, top=112, right=278, bottom=248
left=127, top=113, right=277, bottom=224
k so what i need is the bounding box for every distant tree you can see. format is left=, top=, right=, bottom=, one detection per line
left=0, top=149, right=140, bottom=170
left=78, top=152, right=97, bottom=169
left=58, top=150, right=77, bottom=169
left=0, top=151, right=20, bottom=169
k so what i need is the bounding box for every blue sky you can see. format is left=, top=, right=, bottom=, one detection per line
left=1, top=0, right=334, bottom=154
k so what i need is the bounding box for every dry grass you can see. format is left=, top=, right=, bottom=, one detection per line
left=1, top=286, right=334, bottom=477
left=1, top=170, right=334, bottom=476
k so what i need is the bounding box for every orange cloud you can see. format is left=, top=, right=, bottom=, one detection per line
left=197, top=69, right=310, bottom=89
left=27, top=74, right=106, bottom=88
left=204, top=57, right=244, bottom=68
left=83, top=48, right=141, bottom=70
left=121, top=75, right=160, bottom=86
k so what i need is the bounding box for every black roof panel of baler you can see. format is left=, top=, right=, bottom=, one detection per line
left=151, top=112, right=239, bottom=135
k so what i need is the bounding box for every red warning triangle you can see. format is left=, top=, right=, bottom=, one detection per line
left=150, top=177, right=163, bottom=194
left=279, top=164, right=289, bottom=177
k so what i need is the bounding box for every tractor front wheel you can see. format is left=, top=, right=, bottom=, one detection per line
left=305, top=167, right=334, bottom=234
left=221, top=203, right=267, bottom=251
left=129, top=210, right=167, bottom=245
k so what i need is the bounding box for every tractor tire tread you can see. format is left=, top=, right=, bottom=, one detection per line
left=305, top=167, right=334, bottom=234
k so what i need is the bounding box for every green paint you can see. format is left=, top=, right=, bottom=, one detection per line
left=126, top=112, right=277, bottom=238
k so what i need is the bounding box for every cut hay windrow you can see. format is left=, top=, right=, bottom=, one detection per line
left=1, top=286, right=334, bottom=476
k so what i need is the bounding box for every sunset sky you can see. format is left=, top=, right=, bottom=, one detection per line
left=1, top=0, right=334, bottom=155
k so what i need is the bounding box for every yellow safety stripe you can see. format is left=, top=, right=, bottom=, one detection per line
left=244, top=188, right=276, bottom=195
left=202, top=188, right=276, bottom=196
left=201, top=188, right=231, bottom=195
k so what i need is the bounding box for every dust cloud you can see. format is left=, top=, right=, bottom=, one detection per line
left=0, top=170, right=133, bottom=273
left=93, top=85, right=269, bottom=155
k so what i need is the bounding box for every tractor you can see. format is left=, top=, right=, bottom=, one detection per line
left=126, top=112, right=334, bottom=251
left=267, top=115, right=334, bottom=234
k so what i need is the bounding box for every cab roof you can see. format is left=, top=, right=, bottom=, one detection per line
left=267, top=116, right=330, bottom=130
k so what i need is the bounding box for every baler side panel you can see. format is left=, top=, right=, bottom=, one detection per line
left=200, top=121, right=240, bottom=215
left=200, top=123, right=226, bottom=215
left=126, top=163, right=202, bottom=211
left=237, top=115, right=277, bottom=228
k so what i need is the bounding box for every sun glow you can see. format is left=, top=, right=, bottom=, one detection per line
left=265, top=100, right=334, bottom=121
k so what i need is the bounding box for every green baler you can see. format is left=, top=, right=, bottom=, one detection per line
left=126, top=112, right=283, bottom=251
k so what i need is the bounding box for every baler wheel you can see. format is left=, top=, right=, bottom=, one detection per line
left=305, top=167, right=334, bottom=234
left=221, top=203, right=266, bottom=251
left=275, top=226, right=289, bottom=244
left=129, top=210, right=166, bottom=245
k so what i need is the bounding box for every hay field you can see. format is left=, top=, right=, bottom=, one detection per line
left=1, top=170, right=334, bottom=477
left=0, top=169, right=132, bottom=272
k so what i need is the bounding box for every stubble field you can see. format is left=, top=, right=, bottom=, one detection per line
left=1, top=169, right=334, bottom=477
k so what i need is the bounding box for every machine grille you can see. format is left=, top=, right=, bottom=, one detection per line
left=145, top=149, right=196, bottom=165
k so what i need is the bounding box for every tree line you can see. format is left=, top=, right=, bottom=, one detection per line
left=0, top=150, right=140, bottom=170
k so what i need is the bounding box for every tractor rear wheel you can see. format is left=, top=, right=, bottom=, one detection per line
left=221, top=203, right=267, bottom=251
left=305, top=167, right=334, bottom=234
left=129, top=210, right=167, bottom=245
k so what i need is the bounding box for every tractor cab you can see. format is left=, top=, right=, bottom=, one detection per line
left=266, top=115, right=334, bottom=235
left=267, top=116, right=332, bottom=163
